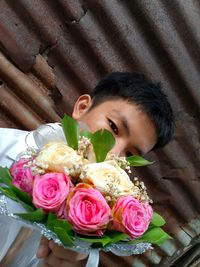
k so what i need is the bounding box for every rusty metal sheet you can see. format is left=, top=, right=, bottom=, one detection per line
left=0, top=0, right=200, bottom=266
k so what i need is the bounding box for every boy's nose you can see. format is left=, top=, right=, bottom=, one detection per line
left=110, top=140, right=126, bottom=157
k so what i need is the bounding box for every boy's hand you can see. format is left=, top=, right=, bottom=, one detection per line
left=37, top=236, right=51, bottom=259
left=37, top=237, right=88, bottom=267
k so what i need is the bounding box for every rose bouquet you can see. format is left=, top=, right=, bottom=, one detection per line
left=0, top=115, right=171, bottom=266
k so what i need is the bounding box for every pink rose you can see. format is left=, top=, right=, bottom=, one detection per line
left=66, top=183, right=111, bottom=236
left=112, top=196, right=153, bottom=239
left=143, top=202, right=153, bottom=222
left=33, top=173, right=72, bottom=212
left=10, top=158, right=35, bottom=194
left=57, top=200, right=67, bottom=219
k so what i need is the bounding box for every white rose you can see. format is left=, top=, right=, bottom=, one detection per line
left=80, top=160, right=140, bottom=199
left=35, top=142, right=82, bottom=176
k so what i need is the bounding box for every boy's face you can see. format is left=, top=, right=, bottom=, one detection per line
left=72, top=95, right=157, bottom=156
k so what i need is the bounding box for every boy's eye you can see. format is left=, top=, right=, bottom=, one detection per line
left=108, top=119, right=118, bottom=135
left=126, top=151, right=132, bottom=157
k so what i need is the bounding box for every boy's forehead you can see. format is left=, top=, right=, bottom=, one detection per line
left=92, top=98, right=135, bottom=110
left=91, top=99, right=143, bottom=118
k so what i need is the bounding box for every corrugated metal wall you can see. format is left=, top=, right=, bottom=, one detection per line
left=0, top=0, right=200, bottom=266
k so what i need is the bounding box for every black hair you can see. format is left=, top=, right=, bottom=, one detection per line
left=91, top=72, right=175, bottom=150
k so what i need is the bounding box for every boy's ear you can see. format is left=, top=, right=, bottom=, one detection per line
left=72, top=94, right=92, bottom=120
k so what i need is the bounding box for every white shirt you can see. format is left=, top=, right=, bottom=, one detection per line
left=0, top=124, right=63, bottom=267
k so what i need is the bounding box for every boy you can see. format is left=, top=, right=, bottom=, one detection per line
left=0, top=72, right=174, bottom=266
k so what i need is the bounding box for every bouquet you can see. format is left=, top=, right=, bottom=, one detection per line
left=0, top=115, right=171, bottom=266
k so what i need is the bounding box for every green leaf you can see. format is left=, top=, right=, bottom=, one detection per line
left=61, top=115, right=79, bottom=150
left=10, top=185, right=32, bottom=206
left=80, top=130, right=92, bottom=139
left=0, top=186, right=18, bottom=201
left=46, top=214, right=74, bottom=246
left=154, top=231, right=173, bottom=245
left=54, top=219, right=73, bottom=233
left=151, top=212, right=166, bottom=227
left=91, top=129, right=115, bottom=162
left=0, top=178, right=6, bottom=184
left=54, top=227, right=74, bottom=246
left=106, top=231, right=129, bottom=244
left=47, top=216, right=74, bottom=246
left=0, top=186, right=34, bottom=212
left=126, top=155, right=153, bottom=166
left=77, top=232, right=128, bottom=247
left=47, top=212, right=57, bottom=228
left=48, top=218, right=73, bottom=234
left=128, top=227, right=172, bottom=245
left=77, top=235, right=112, bottom=247
left=126, top=239, right=142, bottom=245
left=0, top=167, right=12, bottom=186
left=15, top=208, right=47, bottom=222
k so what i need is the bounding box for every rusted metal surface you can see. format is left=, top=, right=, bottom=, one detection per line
left=0, top=0, right=200, bottom=266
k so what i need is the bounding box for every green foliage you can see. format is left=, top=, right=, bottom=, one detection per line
left=77, top=231, right=128, bottom=248
left=91, top=129, right=115, bottom=162
left=10, top=185, right=32, bottom=206
left=0, top=167, right=12, bottom=186
left=0, top=187, right=18, bottom=201
left=15, top=209, right=47, bottom=222
left=47, top=212, right=57, bottom=226
left=129, top=227, right=172, bottom=245
left=47, top=214, right=74, bottom=246
left=151, top=212, right=166, bottom=227
left=61, top=115, right=79, bottom=150
left=47, top=217, right=73, bottom=235
left=106, top=231, right=129, bottom=244
left=80, top=130, right=92, bottom=139
left=77, top=235, right=112, bottom=247
left=54, top=227, right=74, bottom=246
left=126, top=155, right=153, bottom=166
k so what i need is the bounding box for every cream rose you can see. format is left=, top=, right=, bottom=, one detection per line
left=80, top=160, right=140, bottom=199
left=35, top=142, right=82, bottom=176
